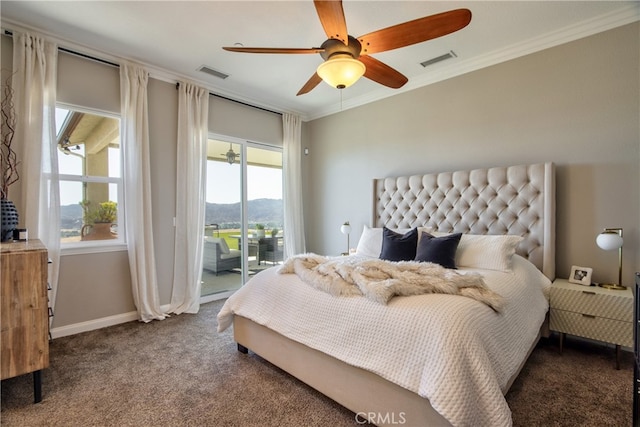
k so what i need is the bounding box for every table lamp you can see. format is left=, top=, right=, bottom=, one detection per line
left=340, top=221, right=351, bottom=255
left=596, top=227, right=624, bottom=290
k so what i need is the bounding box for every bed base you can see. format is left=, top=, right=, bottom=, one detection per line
left=234, top=315, right=542, bottom=427
left=234, top=315, right=451, bottom=426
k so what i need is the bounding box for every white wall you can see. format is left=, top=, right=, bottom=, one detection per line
left=304, top=23, right=640, bottom=286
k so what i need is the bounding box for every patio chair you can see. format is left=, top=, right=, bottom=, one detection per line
left=259, top=236, right=284, bottom=264
left=203, top=237, right=241, bottom=274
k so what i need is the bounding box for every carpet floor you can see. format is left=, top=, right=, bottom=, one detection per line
left=1, top=299, right=633, bottom=426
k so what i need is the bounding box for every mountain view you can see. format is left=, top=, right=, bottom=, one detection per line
left=204, top=198, right=283, bottom=229
left=60, top=198, right=283, bottom=236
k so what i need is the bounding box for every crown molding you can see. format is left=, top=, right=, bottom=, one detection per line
left=306, top=4, right=640, bottom=121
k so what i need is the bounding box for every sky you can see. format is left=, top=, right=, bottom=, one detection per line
left=207, top=161, right=282, bottom=204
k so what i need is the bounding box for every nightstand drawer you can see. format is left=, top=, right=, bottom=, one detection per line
left=550, top=309, right=633, bottom=347
left=550, top=286, right=633, bottom=321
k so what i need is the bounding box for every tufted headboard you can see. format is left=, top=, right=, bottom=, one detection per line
left=373, top=163, right=556, bottom=279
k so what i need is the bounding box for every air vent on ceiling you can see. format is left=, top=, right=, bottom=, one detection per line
left=420, top=51, right=457, bottom=68
left=197, top=65, right=229, bottom=80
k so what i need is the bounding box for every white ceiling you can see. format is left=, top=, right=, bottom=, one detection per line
left=2, top=1, right=638, bottom=121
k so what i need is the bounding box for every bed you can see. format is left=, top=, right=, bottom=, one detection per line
left=217, top=162, right=555, bottom=427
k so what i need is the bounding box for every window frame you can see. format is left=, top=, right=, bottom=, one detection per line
left=56, top=103, right=126, bottom=255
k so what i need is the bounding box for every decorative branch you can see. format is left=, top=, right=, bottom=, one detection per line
left=1, top=70, right=18, bottom=200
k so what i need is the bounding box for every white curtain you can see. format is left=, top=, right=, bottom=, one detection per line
left=169, top=82, right=209, bottom=314
left=13, top=32, right=61, bottom=316
left=120, top=63, right=165, bottom=322
left=282, top=113, right=306, bottom=257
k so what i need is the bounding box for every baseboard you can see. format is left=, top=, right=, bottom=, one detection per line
left=51, top=310, right=140, bottom=339
left=50, top=295, right=231, bottom=339
left=200, top=290, right=235, bottom=304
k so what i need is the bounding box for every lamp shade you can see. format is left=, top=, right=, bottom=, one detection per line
left=317, top=55, right=366, bottom=89
left=340, top=222, right=352, bottom=235
left=596, top=231, right=623, bottom=251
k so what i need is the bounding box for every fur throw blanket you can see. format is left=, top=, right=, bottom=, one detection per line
left=278, top=254, right=504, bottom=312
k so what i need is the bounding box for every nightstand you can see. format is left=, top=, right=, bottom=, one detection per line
left=549, top=278, right=633, bottom=369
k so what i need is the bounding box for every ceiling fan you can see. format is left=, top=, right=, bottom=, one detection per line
left=223, top=0, right=471, bottom=96
left=222, top=143, right=239, bottom=165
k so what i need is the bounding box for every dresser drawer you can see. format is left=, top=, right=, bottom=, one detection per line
left=550, top=286, right=633, bottom=321
left=550, top=308, right=633, bottom=347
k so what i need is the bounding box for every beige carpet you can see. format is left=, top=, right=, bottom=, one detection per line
left=1, top=299, right=633, bottom=426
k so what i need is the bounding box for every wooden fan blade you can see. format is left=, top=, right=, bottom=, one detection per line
left=223, top=47, right=323, bottom=54
left=297, top=73, right=323, bottom=96
left=358, top=9, right=472, bottom=55
left=360, top=56, right=408, bottom=89
left=314, top=0, right=348, bottom=45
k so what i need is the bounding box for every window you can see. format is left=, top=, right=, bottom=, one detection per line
left=56, top=107, right=123, bottom=246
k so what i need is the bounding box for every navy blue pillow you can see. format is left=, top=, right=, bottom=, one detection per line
left=414, top=232, right=462, bottom=269
left=379, top=227, right=419, bottom=261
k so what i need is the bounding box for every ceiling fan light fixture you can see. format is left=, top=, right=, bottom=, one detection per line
left=316, top=54, right=365, bottom=89
left=225, top=144, right=239, bottom=165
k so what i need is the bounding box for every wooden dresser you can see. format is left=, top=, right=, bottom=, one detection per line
left=1, top=239, right=49, bottom=403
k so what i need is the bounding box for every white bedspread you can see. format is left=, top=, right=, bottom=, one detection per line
left=217, top=254, right=550, bottom=427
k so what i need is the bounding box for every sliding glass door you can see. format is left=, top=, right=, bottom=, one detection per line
left=201, top=137, right=283, bottom=298
left=246, top=145, right=284, bottom=271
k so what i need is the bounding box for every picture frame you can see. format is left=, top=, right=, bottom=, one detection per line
left=568, top=265, right=593, bottom=286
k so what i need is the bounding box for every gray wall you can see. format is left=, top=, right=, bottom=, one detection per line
left=54, top=77, right=283, bottom=328
left=2, top=34, right=283, bottom=329
left=3, top=21, right=638, bottom=331
left=304, top=22, right=639, bottom=287
left=54, top=51, right=132, bottom=327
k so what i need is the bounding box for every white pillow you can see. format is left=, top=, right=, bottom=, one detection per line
left=355, top=225, right=383, bottom=258
left=355, top=225, right=430, bottom=258
left=455, top=234, right=523, bottom=271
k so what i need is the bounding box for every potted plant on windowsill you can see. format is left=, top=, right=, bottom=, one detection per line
left=80, top=200, right=117, bottom=241
left=1, top=72, right=19, bottom=242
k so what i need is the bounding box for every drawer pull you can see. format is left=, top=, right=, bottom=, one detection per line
left=582, top=291, right=596, bottom=295
left=582, top=313, right=596, bottom=319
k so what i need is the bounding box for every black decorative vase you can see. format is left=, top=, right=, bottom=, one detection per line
left=1, top=199, right=19, bottom=242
